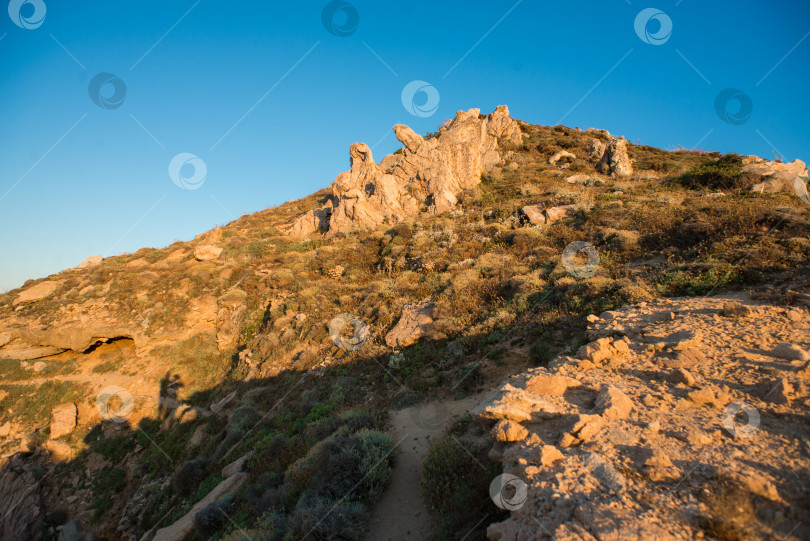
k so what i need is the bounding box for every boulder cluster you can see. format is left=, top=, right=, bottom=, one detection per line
left=289, top=106, right=523, bottom=236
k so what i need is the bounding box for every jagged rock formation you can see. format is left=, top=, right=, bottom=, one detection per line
left=289, top=106, right=523, bottom=236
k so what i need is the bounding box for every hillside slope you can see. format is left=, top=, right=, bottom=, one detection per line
left=0, top=107, right=808, bottom=541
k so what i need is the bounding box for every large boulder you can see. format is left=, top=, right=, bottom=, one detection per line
left=596, top=137, right=633, bottom=178
left=194, top=245, right=222, bottom=261
left=288, top=106, right=523, bottom=236
left=385, top=298, right=443, bottom=348
left=76, top=255, right=102, bottom=269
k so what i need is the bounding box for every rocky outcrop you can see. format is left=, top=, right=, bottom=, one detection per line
left=385, top=298, right=444, bottom=348
left=50, top=403, right=77, bottom=439
left=13, top=281, right=60, bottom=306
left=76, top=255, right=102, bottom=269
left=479, top=295, right=810, bottom=540
left=745, top=157, right=809, bottom=201
left=0, top=457, right=44, bottom=540
left=194, top=245, right=223, bottom=261
left=596, top=137, right=633, bottom=178
left=289, top=106, right=523, bottom=236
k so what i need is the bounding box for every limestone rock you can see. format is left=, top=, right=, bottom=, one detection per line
left=523, top=372, right=581, bottom=396
left=50, top=403, right=77, bottom=439
left=549, top=150, right=576, bottom=166
left=76, top=255, right=102, bottom=269
left=289, top=106, right=522, bottom=236
left=595, top=385, right=633, bottom=420
left=539, top=445, right=565, bottom=466
left=490, top=419, right=529, bottom=442
left=385, top=298, right=443, bottom=348
left=596, top=137, right=633, bottom=178
left=194, top=245, right=222, bottom=261
left=13, top=280, right=60, bottom=306
left=472, top=384, right=560, bottom=423
left=587, top=139, right=606, bottom=159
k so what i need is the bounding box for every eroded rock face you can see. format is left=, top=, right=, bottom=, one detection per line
left=289, top=106, right=523, bottom=236
left=0, top=457, right=44, bottom=540
left=596, top=137, right=633, bottom=178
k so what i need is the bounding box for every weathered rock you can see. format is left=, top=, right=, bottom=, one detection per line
left=152, top=472, right=248, bottom=541
left=520, top=205, right=546, bottom=226
left=194, top=245, right=222, bottom=261
left=290, top=106, right=522, bottom=236
left=539, top=445, right=565, bottom=466
left=490, top=419, right=528, bottom=442
left=0, top=456, right=44, bottom=539
left=670, top=368, right=696, bottom=386
left=523, top=372, right=581, bottom=396
left=746, top=158, right=809, bottom=200
left=50, top=403, right=77, bottom=439
left=587, top=139, right=606, bottom=160
left=571, top=414, right=606, bottom=443
left=549, top=150, right=576, bottom=166
left=596, top=137, right=633, bottom=178
left=472, top=384, right=560, bottom=423
left=595, top=385, right=633, bottom=420
left=44, top=440, right=74, bottom=461
left=13, top=280, right=60, bottom=306
left=385, top=298, right=443, bottom=348
left=76, top=255, right=102, bottom=269
left=544, top=204, right=578, bottom=224
left=686, top=388, right=716, bottom=406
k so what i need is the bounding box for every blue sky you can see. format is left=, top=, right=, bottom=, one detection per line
left=2, top=0, right=809, bottom=292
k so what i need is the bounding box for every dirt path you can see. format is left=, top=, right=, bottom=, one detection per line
left=366, top=393, right=484, bottom=541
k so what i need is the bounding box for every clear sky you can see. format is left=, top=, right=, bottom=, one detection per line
left=2, top=0, right=809, bottom=292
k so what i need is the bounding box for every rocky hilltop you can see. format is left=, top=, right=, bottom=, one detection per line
left=0, top=106, right=808, bottom=541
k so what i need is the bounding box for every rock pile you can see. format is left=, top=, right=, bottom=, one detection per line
left=476, top=295, right=810, bottom=540
left=744, top=156, right=809, bottom=201
left=289, top=106, right=523, bottom=236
